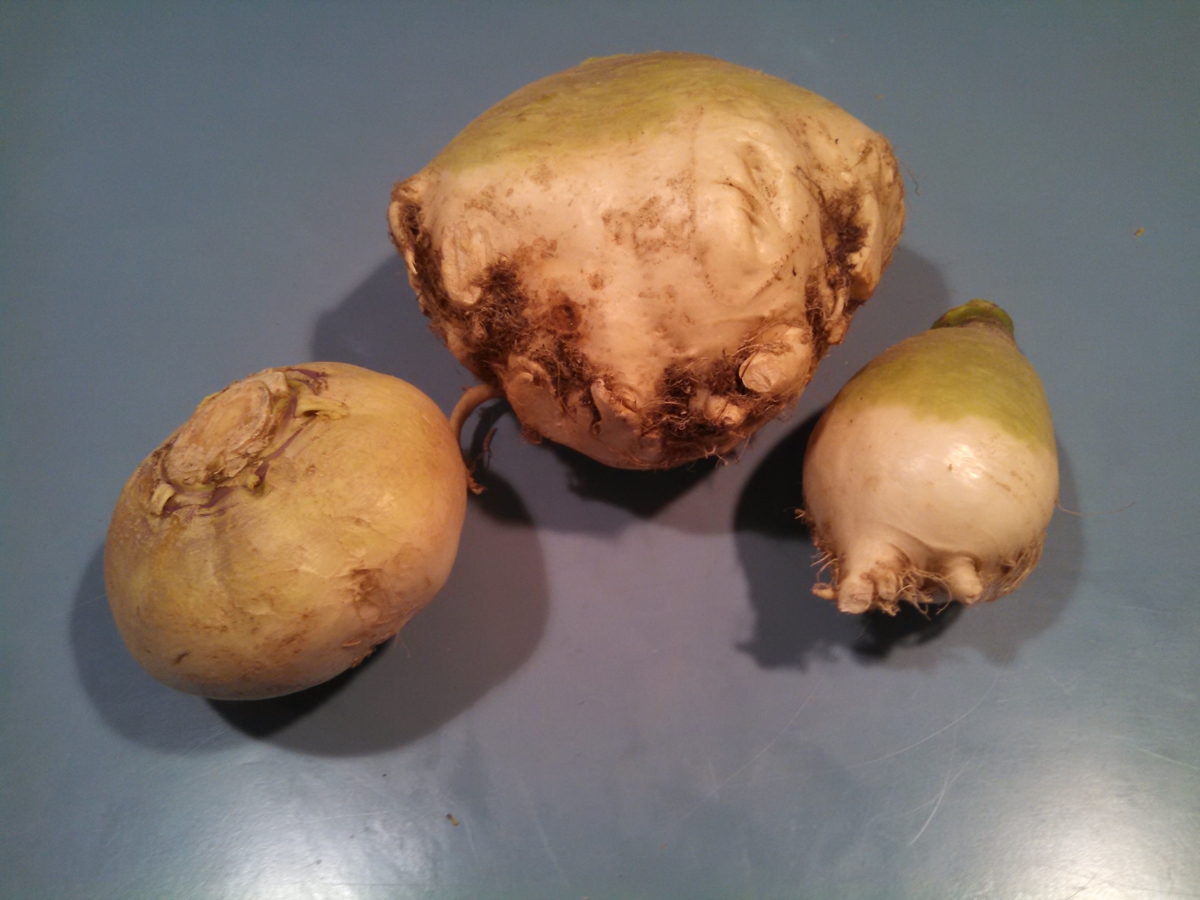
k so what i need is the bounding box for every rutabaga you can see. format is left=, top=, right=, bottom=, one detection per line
left=104, top=363, right=468, bottom=699
left=390, top=52, right=905, bottom=469
left=802, top=300, right=1058, bottom=614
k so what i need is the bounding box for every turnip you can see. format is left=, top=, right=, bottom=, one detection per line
left=390, top=52, right=905, bottom=469
left=802, top=300, right=1058, bottom=614
left=104, top=362, right=468, bottom=699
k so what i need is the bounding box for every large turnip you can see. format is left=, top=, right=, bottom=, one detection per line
left=391, top=52, right=905, bottom=468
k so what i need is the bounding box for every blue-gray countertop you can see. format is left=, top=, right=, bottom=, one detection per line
left=2, top=4, right=1197, bottom=897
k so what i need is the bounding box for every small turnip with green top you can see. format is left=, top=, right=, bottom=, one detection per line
left=390, top=52, right=905, bottom=469
left=802, top=300, right=1058, bottom=614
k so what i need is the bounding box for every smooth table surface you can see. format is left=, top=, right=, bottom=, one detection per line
left=2, top=4, right=1198, bottom=898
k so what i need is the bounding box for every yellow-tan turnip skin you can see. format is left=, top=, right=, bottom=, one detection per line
left=104, top=362, right=468, bottom=699
left=391, top=52, right=905, bottom=469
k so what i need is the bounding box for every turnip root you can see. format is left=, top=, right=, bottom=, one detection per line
left=802, top=300, right=1058, bottom=614
left=104, top=363, right=468, bottom=699
left=390, top=52, right=905, bottom=469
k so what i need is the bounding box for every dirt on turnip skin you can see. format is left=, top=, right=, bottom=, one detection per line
left=390, top=52, right=905, bottom=469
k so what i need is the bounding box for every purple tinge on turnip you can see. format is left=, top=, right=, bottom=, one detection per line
left=802, top=300, right=1059, bottom=615
left=390, top=52, right=906, bottom=469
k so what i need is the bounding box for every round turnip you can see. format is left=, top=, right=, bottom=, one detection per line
left=802, top=300, right=1058, bottom=614
left=390, top=52, right=905, bottom=469
left=105, top=362, right=468, bottom=699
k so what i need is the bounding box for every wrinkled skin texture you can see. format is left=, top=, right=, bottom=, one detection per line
left=390, top=52, right=905, bottom=468
left=802, top=304, right=1059, bottom=614
left=104, top=363, right=468, bottom=699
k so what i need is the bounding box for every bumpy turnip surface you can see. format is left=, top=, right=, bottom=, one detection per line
left=104, top=363, right=468, bottom=700
left=803, top=300, right=1059, bottom=615
left=390, top=52, right=905, bottom=469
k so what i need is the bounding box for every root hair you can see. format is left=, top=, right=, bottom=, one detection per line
left=809, top=530, right=1049, bottom=616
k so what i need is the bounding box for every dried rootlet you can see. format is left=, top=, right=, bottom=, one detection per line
left=803, top=301, right=1059, bottom=615
left=104, top=363, right=468, bottom=699
left=390, top=52, right=905, bottom=468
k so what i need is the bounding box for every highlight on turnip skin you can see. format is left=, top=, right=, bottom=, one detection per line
left=390, top=52, right=906, bottom=469
left=104, top=362, right=469, bottom=700
left=802, top=300, right=1058, bottom=615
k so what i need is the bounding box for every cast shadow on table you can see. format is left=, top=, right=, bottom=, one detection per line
left=733, top=421, right=1083, bottom=669
left=458, top=414, right=724, bottom=534
left=550, top=443, right=720, bottom=519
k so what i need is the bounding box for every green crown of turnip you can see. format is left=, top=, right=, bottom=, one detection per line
left=104, top=363, right=468, bottom=700
left=390, top=52, right=905, bottom=469
left=802, top=300, right=1059, bottom=614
